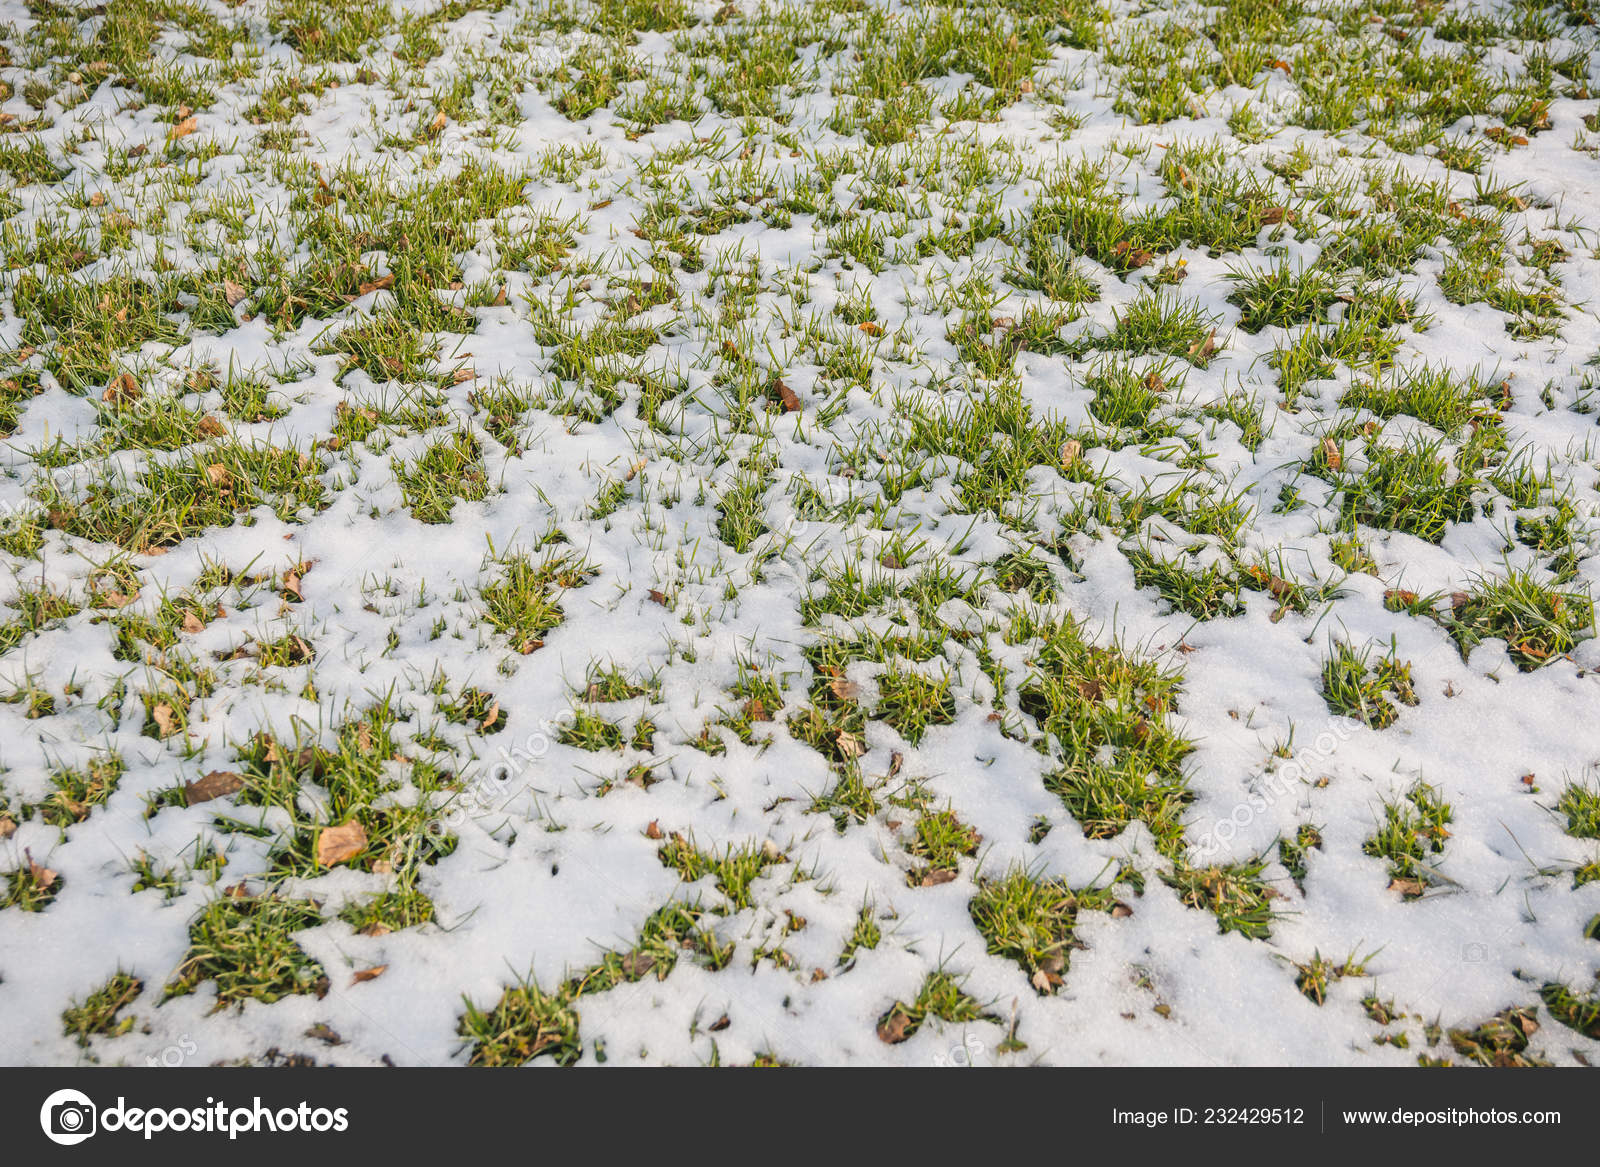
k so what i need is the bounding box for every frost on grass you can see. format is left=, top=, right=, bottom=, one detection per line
left=0, top=0, right=1599, bottom=1068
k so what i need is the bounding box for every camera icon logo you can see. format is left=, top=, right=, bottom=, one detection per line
left=39, top=1088, right=97, bottom=1146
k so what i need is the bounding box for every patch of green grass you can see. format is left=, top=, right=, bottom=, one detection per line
left=1321, top=640, right=1417, bottom=729
left=658, top=834, right=782, bottom=911
left=458, top=975, right=581, bottom=1066
left=1364, top=781, right=1453, bottom=897
left=968, top=868, right=1119, bottom=992
left=396, top=431, right=490, bottom=523
left=1294, top=949, right=1370, bottom=1006
left=1540, top=982, right=1600, bottom=1040
left=1555, top=780, right=1600, bottom=839
left=1446, top=572, right=1593, bottom=670
left=338, top=890, right=436, bottom=934
left=876, top=970, right=992, bottom=1044
left=1161, top=858, right=1278, bottom=939
left=1278, top=824, right=1322, bottom=891
left=1336, top=434, right=1477, bottom=543
left=566, top=901, right=733, bottom=996
left=479, top=547, right=597, bottom=654
left=62, top=971, right=142, bottom=1047
left=2, top=850, right=61, bottom=912
left=1014, top=614, right=1195, bottom=858
left=166, top=894, right=329, bottom=1007
left=1447, top=1005, right=1547, bottom=1066
left=35, top=753, right=125, bottom=828
left=904, top=808, right=980, bottom=885
left=840, top=902, right=882, bottom=965
left=37, top=441, right=327, bottom=552
left=876, top=669, right=956, bottom=744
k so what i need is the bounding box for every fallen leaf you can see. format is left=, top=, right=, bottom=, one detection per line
left=195, top=414, right=228, bottom=438
left=1321, top=436, right=1342, bottom=471
left=887, top=751, right=903, bottom=778
left=647, top=589, right=669, bottom=606
left=835, top=730, right=864, bottom=757
left=645, top=820, right=663, bottom=840
left=624, top=457, right=648, bottom=481
left=102, top=372, right=140, bottom=404
left=744, top=697, right=770, bottom=721
left=1031, top=969, right=1061, bottom=992
left=920, top=867, right=958, bottom=887
left=620, top=952, right=656, bottom=979
left=829, top=677, right=860, bottom=702
left=1059, top=438, right=1081, bottom=467
left=0, top=815, right=15, bottom=839
left=184, top=770, right=245, bottom=806
left=857, top=321, right=883, bottom=336
left=26, top=849, right=56, bottom=890
left=429, top=110, right=447, bottom=133
left=1111, top=901, right=1134, bottom=918
left=305, top=1023, right=343, bottom=1046
left=709, top=1013, right=731, bottom=1032
left=181, top=611, right=205, bottom=634
left=1270, top=58, right=1292, bottom=73
left=168, top=115, right=197, bottom=140
left=222, top=278, right=247, bottom=307
left=316, top=821, right=368, bottom=867
left=775, top=379, right=801, bottom=412
left=1187, top=329, right=1217, bottom=361
left=479, top=701, right=501, bottom=731
left=351, top=965, right=388, bottom=986
left=1111, top=240, right=1153, bottom=268
left=876, top=1010, right=913, bottom=1044
left=281, top=571, right=303, bottom=600
left=152, top=702, right=178, bottom=738
left=1388, top=877, right=1426, bottom=898
left=359, top=922, right=391, bottom=938
left=204, top=463, right=232, bottom=489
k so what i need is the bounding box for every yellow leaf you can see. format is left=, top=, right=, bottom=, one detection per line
left=316, top=821, right=368, bottom=868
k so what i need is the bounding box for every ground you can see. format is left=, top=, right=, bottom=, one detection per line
left=1, top=0, right=1599, bottom=1068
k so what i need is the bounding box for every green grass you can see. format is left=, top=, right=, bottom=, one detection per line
left=968, top=868, right=1120, bottom=992
left=876, top=970, right=992, bottom=1044
left=1364, top=782, right=1453, bottom=897
left=2, top=0, right=1598, bottom=1069
left=1321, top=640, right=1417, bottom=729
left=1446, top=572, right=1593, bottom=670
left=166, top=894, right=329, bottom=1007
left=62, top=971, right=142, bottom=1047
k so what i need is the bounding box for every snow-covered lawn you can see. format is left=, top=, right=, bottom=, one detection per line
left=1, top=0, right=1599, bottom=1067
